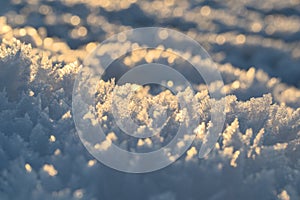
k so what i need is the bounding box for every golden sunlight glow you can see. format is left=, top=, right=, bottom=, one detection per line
left=25, top=163, right=32, bottom=172
left=43, top=164, right=58, bottom=176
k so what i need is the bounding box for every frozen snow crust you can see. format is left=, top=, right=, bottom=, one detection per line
left=0, top=0, right=300, bottom=199
left=0, top=37, right=299, bottom=200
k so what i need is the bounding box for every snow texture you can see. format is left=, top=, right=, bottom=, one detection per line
left=0, top=0, right=299, bottom=199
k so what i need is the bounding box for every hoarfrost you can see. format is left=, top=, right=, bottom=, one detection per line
left=0, top=38, right=299, bottom=199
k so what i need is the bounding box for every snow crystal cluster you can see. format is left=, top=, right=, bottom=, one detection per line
left=0, top=36, right=299, bottom=200
left=0, top=0, right=299, bottom=199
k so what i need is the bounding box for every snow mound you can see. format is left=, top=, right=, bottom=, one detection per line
left=0, top=38, right=299, bottom=200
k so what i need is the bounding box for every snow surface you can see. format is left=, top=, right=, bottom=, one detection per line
left=0, top=0, right=300, bottom=199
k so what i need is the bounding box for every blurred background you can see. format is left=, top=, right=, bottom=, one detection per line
left=0, top=0, right=299, bottom=87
